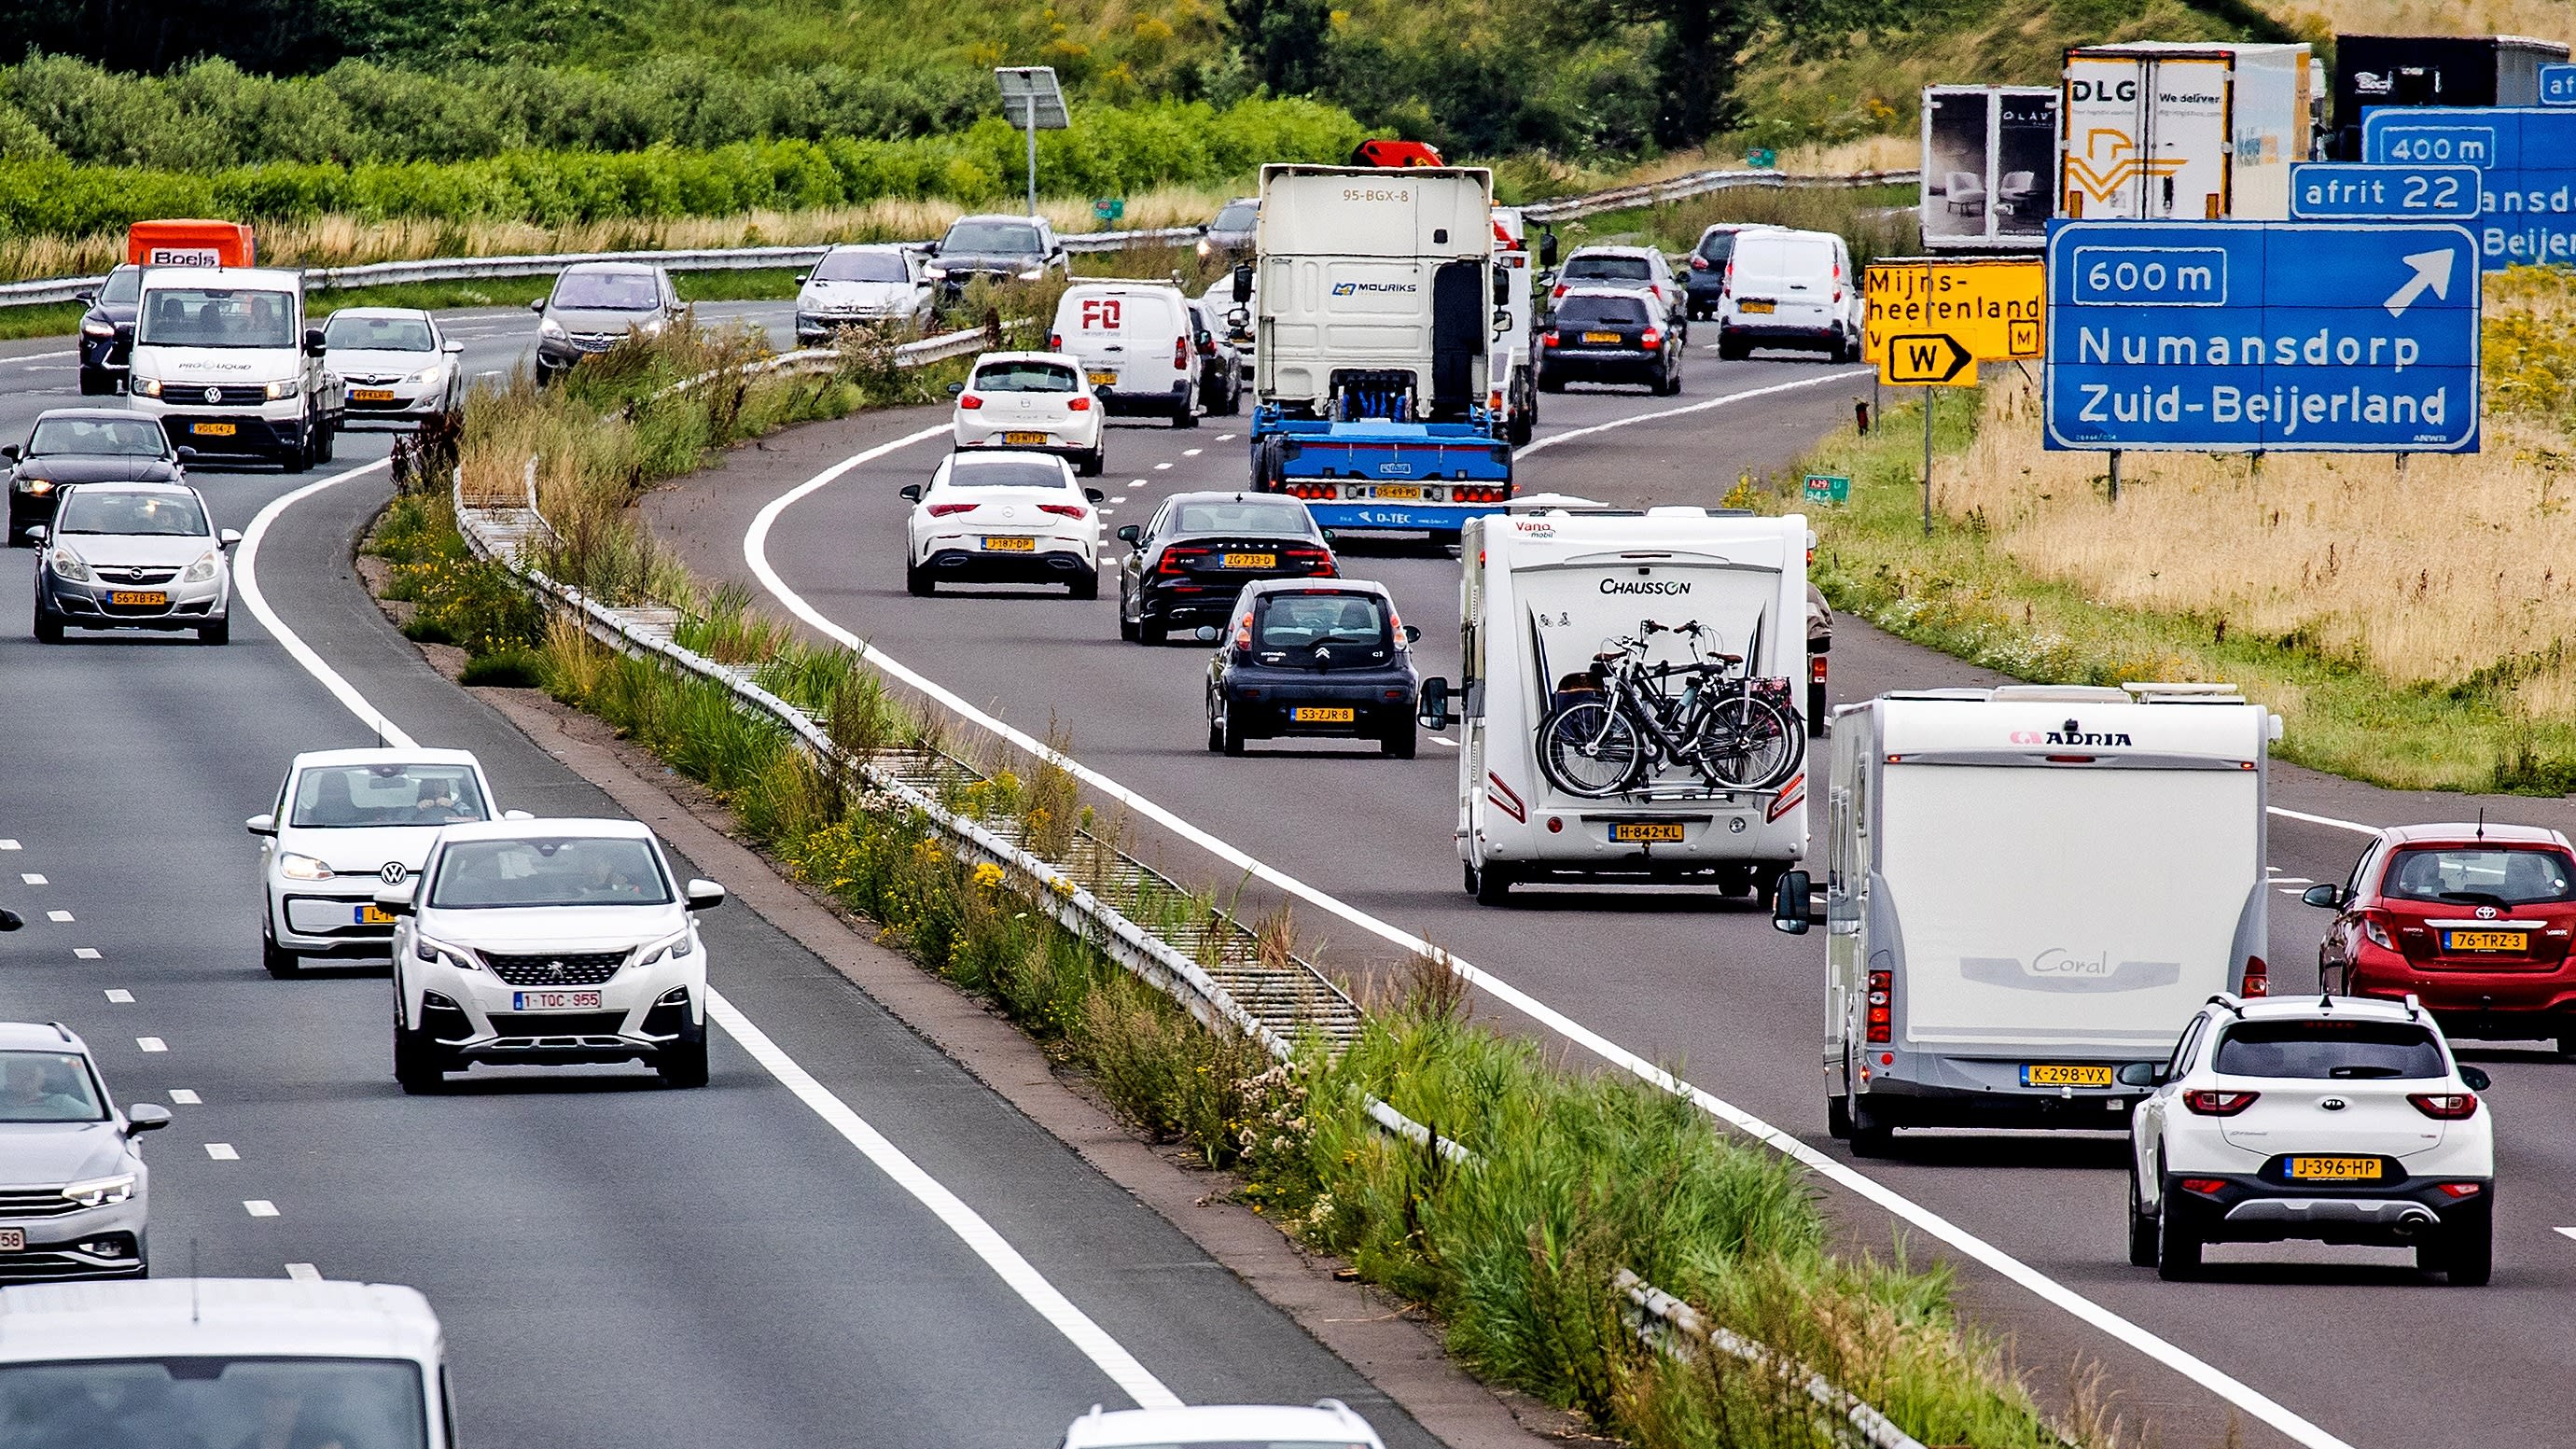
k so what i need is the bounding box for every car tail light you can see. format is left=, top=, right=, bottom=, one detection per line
left=1865, top=969, right=1890, bottom=1043
left=1641, top=328, right=1663, bottom=349
left=1232, top=611, right=1253, bottom=648
left=1046, top=331, right=1062, bottom=350
left=2361, top=913, right=2394, bottom=950
left=1285, top=544, right=1336, bottom=576
left=958, top=395, right=983, bottom=410
left=1810, top=656, right=1828, bottom=683
left=1158, top=546, right=1209, bottom=575
left=2241, top=955, right=2269, bottom=997
left=1542, top=333, right=1559, bottom=348
left=1037, top=503, right=1087, bottom=519
left=1066, top=396, right=1092, bottom=411
left=2182, top=1090, right=2259, bottom=1116
left=1553, top=283, right=1568, bottom=300
left=926, top=502, right=978, bottom=518
left=2409, top=1092, right=2480, bottom=1120
left=1175, top=335, right=1190, bottom=370
left=2178, top=1178, right=2230, bottom=1196
left=2437, top=1181, right=2484, bottom=1197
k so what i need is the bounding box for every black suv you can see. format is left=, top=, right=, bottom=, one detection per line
left=76, top=266, right=142, bottom=395
left=924, top=215, right=1067, bottom=302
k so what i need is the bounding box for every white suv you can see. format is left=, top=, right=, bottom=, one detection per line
left=1062, top=1400, right=1385, bottom=1449
left=2123, top=994, right=2495, bottom=1284
left=251, top=748, right=515, bottom=976
left=378, top=818, right=724, bottom=1093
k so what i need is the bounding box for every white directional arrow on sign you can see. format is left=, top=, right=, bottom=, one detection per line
left=2384, top=246, right=2456, bottom=318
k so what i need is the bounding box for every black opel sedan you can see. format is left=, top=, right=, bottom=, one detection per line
left=1203, top=579, right=1421, bottom=758
left=7, top=410, right=188, bottom=547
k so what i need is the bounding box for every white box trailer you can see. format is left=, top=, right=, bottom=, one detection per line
left=1422, top=509, right=1811, bottom=905
left=2059, top=41, right=2315, bottom=221
left=1779, top=684, right=2281, bottom=1152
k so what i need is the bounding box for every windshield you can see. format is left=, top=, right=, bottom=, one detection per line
left=973, top=361, right=1078, bottom=393
left=1558, top=295, right=1650, bottom=327
left=1564, top=255, right=1652, bottom=283
left=2381, top=846, right=2576, bottom=907
left=814, top=249, right=911, bottom=283
left=0, top=1358, right=427, bottom=1449
left=291, top=763, right=489, bottom=829
left=54, top=491, right=207, bottom=536
left=943, top=457, right=1068, bottom=489
left=428, top=837, right=673, bottom=909
left=324, top=314, right=434, bottom=352
left=943, top=221, right=1042, bottom=254
left=0, top=1052, right=105, bottom=1123
left=97, top=267, right=140, bottom=305
left=1212, top=202, right=1258, bottom=231
left=29, top=417, right=168, bottom=458
left=1171, top=501, right=1313, bottom=535
left=2213, top=1020, right=2446, bottom=1080
left=551, top=271, right=660, bottom=311
left=1257, top=592, right=1387, bottom=649
left=135, top=288, right=296, bottom=349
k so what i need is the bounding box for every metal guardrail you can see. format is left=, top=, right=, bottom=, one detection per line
left=1520, top=167, right=1921, bottom=225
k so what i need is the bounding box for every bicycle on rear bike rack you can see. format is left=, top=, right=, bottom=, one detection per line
left=1535, top=620, right=1803, bottom=799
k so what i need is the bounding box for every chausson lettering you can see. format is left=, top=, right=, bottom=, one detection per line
left=1599, top=578, right=1692, bottom=595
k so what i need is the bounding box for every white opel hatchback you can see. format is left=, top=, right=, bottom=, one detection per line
left=2124, top=993, right=2496, bottom=1283
left=950, top=352, right=1106, bottom=476
left=1062, top=1400, right=1385, bottom=1449
left=901, top=451, right=1104, bottom=598
left=250, top=748, right=515, bottom=976
left=378, top=818, right=724, bottom=1093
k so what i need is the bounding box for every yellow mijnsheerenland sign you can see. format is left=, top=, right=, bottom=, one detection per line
left=1866, top=257, right=2045, bottom=385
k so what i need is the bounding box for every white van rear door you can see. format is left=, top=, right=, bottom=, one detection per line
left=1734, top=233, right=1839, bottom=330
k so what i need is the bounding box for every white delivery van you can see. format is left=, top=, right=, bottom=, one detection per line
left=1713, top=229, right=1863, bottom=362
left=1419, top=508, right=1811, bottom=905
left=2059, top=41, right=2314, bottom=221
left=126, top=266, right=342, bottom=471
left=1491, top=205, right=1539, bottom=445
left=1049, top=282, right=1199, bottom=426
left=0, top=1277, right=459, bottom=1446
left=1778, top=684, right=2281, bottom=1154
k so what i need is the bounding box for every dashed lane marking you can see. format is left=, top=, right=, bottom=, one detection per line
left=45, top=911, right=71, bottom=923
left=285, top=1262, right=321, bottom=1281
left=19, top=873, right=42, bottom=885
left=136, top=1038, right=166, bottom=1052
left=1181, top=448, right=1203, bottom=457
left=205, top=1143, right=239, bottom=1161
left=104, top=989, right=132, bottom=1003
left=169, top=1090, right=201, bottom=1105
left=244, top=1201, right=279, bottom=1218
left=1153, top=462, right=1174, bottom=470
left=73, top=949, right=99, bottom=960
left=0, top=840, right=17, bottom=850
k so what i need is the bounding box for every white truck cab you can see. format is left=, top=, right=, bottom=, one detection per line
left=0, top=1277, right=457, bottom=1447
left=126, top=267, right=343, bottom=472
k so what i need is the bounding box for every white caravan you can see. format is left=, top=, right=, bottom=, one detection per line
left=1420, top=509, right=1811, bottom=904
left=1778, top=684, right=2281, bottom=1153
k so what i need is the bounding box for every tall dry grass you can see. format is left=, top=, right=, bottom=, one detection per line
left=2273, top=0, right=2571, bottom=39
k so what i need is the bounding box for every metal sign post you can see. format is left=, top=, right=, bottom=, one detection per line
left=994, top=67, right=1069, bottom=219
left=1921, top=387, right=1935, bottom=536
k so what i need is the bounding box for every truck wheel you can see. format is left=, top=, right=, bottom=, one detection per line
left=1826, top=1094, right=1852, bottom=1140
left=2154, top=1178, right=2202, bottom=1279
left=1847, top=1099, right=1892, bottom=1157
left=1470, top=861, right=1513, bottom=906
left=1254, top=436, right=1288, bottom=492
left=2126, top=1163, right=2160, bottom=1267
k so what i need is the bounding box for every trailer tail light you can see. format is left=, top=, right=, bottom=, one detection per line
left=2241, top=954, right=2269, bottom=997
left=1454, top=484, right=1510, bottom=503
left=2409, top=1093, right=2480, bottom=1121
left=1284, top=481, right=1335, bottom=500
left=2182, top=1090, right=2260, bottom=1116
left=926, top=502, right=978, bottom=518
left=1865, top=969, right=1891, bottom=1044
left=1175, top=335, right=1190, bottom=371
left=957, top=394, right=983, bottom=409
left=1810, top=656, right=1828, bottom=684
left=1066, top=395, right=1092, bottom=411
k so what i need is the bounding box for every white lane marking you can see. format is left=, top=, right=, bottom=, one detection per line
left=1214, top=434, right=1236, bottom=441
left=2277, top=887, right=2309, bottom=896
left=235, top=460, right=415, bottom=748
left=2272, top=876, right=2313, bottom=885
left=708, top=990, right=1181, bottom=1408
left=748, top=422, right=2361, bottom=1449
left=169, top=1090, right=201, bottom=1105
left=2555, top=1228, right=2576, bottom=1243
left=1153, top=462, right=1174, bottom=470
left=0, top=840, right=17, bottom=849
left=1130, top=478, right=1149, bottom=485
left=205, top=1143, right=239, bottom=1161
left=74, top=948, right=100, bottom=960
left=244, top=1200, right=279, bottom=1218
left=1181, top=449, right=1203, bottom=457
left=1110, top=496, right=1128, bottom=503
left=1432, top=736, right=1459, bottom=748
left=104, top=989, right=132, bottom=1003
left=45, top=910, right=71, bottom=923
left=18, top=872, right=43, bottom=885
left=136, top=1038, right=166, bottom=1052
left=285, top=1262, right=322, bottom=1281
left=2269, top=805, right=2380, bottom=838
left=1514, top=369, right=1872, bottom=458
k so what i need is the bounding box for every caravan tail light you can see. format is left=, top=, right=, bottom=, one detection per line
left=1810, top=656, right=1828, bottom=684
left=1865, top=969, right=1891, bottom=1044
left=2242, top=955, right=2270, bottom=997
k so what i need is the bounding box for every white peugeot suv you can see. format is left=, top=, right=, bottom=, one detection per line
left=250, top=748, right=517, bottom=976
left=2123, top=993, right=2495, bottom=1284
left=378, top=818, right=724, bottom=1093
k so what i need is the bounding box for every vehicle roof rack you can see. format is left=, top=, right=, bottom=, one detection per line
left=1990, top=685, right=2130, bottom=704
left=2402, top=993, right=2424, bottom=1022
left=49, top=1022, right=72, bottom=1043
left=2204, top=993, right=2245, bottom=1019
left=2122, top=681, right=2245, bottom=703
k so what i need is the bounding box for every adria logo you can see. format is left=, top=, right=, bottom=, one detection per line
left=2015, top=718, right=2132, bottom=746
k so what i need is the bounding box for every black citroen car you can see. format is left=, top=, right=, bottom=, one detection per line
left=1204, top=579, right=1422, bottom=758
left=1115, top=492, right=1336, bottom=645
left=6, top=409, right=189, bottom=547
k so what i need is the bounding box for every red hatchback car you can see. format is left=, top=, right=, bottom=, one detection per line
left=2307, top=822, right=2576, bottom=1052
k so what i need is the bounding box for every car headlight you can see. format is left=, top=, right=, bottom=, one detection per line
left=264, top=377, right=300, bottom=400
left=540, top=318, right=566, bottom=339
left=923, top=264, right=949, bottom=280
left=277, top=852, right=331, bottom=881
left=637, top=930, right=696, bottom=968
left=81, top=319, right=115, bottom=339
left=410, top=366, right=444, bottom=383
left=20, top=479, right=51, bottom=495
left=636, top=319, right=666, bottom=339
left=130, top=377, right=162, bottom=398
left=63, top=1174, right=135, bottom=1209
left=182, top=549, right=220, bottom=584
left=49, top=548, right=89, bottom=582
left=1016, top=266, right=1043, bottom=281
left=413, top=935, right=477, bottom=969
left=1195, top=239, right=1213, bottom=258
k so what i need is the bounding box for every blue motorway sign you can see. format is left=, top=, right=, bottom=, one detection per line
left=2363, top=107, right=2576, bottom=269
left=2290, top=163, right=2481, bottom=219
left=2541, top=64, right=2576, bottom=107
left=2043, top=220, right=2479, bottom=453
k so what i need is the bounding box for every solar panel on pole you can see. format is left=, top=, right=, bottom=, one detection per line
left=995, top=67, right=1069, bottom=219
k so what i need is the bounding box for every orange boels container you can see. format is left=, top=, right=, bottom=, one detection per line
left=126, top=220, right=255, bottom=269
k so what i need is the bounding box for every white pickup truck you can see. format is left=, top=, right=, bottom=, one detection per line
left=125, top=266, right=343, bottom=472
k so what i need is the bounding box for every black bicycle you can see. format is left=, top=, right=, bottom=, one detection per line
left=1536, top=620, right=1803, bottom=798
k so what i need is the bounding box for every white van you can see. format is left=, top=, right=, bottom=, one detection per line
left=1778, top=684, right=2281, bottom=1153
left=1048, top=283, right=1199, bottom=426
left=1418, top=509, right=1811, bottom=905
left=126, top=267, right=343, bottom=471
left=0, top=1277, right=459, bottom=1446
left=1714, top=229, right=1863, bottom=362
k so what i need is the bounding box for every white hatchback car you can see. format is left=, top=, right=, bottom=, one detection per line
left=2124, top=994, right=2496, bottom=1284
left=951, top=352, right=1106, bottom=476
left=901, top=451, right=1104, bottom=598
left=378, top=818, right=724, bottom=1092
left=794, top=244, right=935, bottom=342
left=1062, top=1400, right=1385, bottom=1449
left=249, top=748, right=515, bottom=976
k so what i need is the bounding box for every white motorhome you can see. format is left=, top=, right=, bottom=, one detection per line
left=1420, top=509, right=1811, bottom=905
left=126, top=266, right=343, bottom=471
left=2058, top=42, right=2314, bottom=222
left=1779, top=684, right=2281, bottom=1154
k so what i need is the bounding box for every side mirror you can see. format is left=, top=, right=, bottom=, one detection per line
left=1416, top=676, right=1451, bottom=731
left=898, top=483, right=923, bottom=503
left=2300, top=884, right=2344, bottom=909
left=113, top=323, right=133, bottom=344
left=372, top=883, right=417, bottom=917
left=0, top=908, right=20, bottom=931
left=686, top=878, right=727, bottom=912
left=1116, top=523, right=1141, bottom=544
left=218, top=527, right=241, bottom=549
left=443, top=338, right=464, bottom=354
left=2460, top=1065, right=2493, bottom=1092
left=1232, top=262, right=1253, bottom=305
left=1319, top=528, right=1337, bottom=543
left=946, top=381, right=966, bottom=397
left=1402, top=624, right=1422, bottom=644
left=0, top=445, right=18, bottom=464
left=1226, top=307, right=1250, bottom=330
left=528, top=298, right=547, bottom=313
left=245, top=814, right=276, bottom=836
left=73, top=291, right=93, bottom=306
left=124, top=1103, right=172, bottom=1136
left=1493, top=307, right=1513, bottom=336
left=502, top=809, right=534, bottom=820
left=793, top=272, right=810, bottom=285
left=1084, top=487, right=1105, bottom=503
left=2115, top=1062, right=2165, bottom=1088
left=1539, top=231, right=1560, bottom=268
left=175, top=446, right=199, bottom=462
left=22, top=524, right=43, bottom=547
left=303, top=327, right=327, bottom=356
left=1194, top=625, right=1220, bottom=643
left=1771, top=870, right=1814, bottom=934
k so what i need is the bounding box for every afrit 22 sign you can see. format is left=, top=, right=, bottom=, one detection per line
left=2042, top=220, right=2480, bottom=453
left=2363, top=107, right=2576, bottom=270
